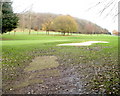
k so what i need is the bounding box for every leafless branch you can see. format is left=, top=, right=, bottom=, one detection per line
left=99, top=0, right=116, bottom=16
left=87, top=0, right=118, bottom=19
left=104, top=3, right=117, bottom=18
left=86, top=0, right=105, bottom=11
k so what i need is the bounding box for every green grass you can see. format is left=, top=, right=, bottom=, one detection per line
left=2, top=31, right=119, bottom=94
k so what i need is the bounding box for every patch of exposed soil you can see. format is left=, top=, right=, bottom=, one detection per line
left=4, top=56, right=89, bottom=94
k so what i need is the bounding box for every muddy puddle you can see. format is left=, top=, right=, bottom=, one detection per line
left=5, top=56, right=87, bottom=94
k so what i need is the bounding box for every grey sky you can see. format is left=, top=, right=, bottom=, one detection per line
left=11, top=0, right=119, bottom=32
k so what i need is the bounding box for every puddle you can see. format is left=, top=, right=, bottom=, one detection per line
left=57, top=41, right=109, bottom=46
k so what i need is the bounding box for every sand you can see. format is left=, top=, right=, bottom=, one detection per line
left=57, top=41, right=109, bottom=46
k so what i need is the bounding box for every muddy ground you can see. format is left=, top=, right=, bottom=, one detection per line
left=3, top=56, right=97, bottom=94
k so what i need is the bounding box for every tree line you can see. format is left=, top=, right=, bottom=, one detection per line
left=17, top=12, right=109, bottom=35
left=1, top=1, right=109, bottom=35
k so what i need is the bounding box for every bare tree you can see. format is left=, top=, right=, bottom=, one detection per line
left=28, top=4, right=33, bottom=35
left=87, top=0, right=118, bottom=19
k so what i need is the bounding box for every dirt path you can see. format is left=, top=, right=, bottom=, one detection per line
left=6, top=56, right=89, bottom=94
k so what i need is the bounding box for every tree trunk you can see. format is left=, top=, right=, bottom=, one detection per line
left=67, top=32, right=69, bottom=35
left=29, top=30, right=31, bottom=35
left=37, top=31, right=38, bottom=35
left=47, top=31, right=49, bottom=35
left=14, top=32, right=15, bottom=36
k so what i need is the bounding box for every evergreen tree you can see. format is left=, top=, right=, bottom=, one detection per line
left=1, top=1, right=19, bottom=34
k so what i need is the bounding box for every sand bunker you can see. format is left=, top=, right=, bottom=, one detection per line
left=58, top=41, right=109, bottom=46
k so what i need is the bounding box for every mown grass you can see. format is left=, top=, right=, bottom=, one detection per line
left=2, top=32, right=119, bottom=94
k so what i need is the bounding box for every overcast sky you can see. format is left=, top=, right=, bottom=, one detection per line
left=11, top=0, right=119, bottom=32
